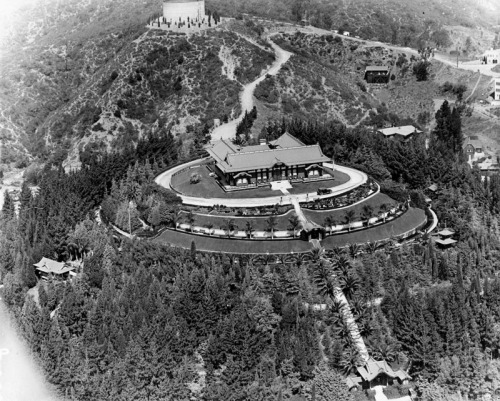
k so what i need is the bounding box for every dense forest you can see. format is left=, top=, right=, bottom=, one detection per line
left=2, top=103, right=500, bottom=400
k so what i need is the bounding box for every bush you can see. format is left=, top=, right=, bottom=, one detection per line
left=110, top=71, right=119, bottom=81
left=190, top=172, right=201, bottom=184
left=413, top=60, right=430, bottom=81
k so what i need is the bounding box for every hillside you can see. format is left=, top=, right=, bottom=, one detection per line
left=0, top=0, right=274, bottom=168
left=209, top=0, right=500, bottom=44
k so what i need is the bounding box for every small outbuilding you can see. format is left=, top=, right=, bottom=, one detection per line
left=364, top=66, right=391, bottom=84
left=34, top=257, right=75, bottom=280
left=435, top=228, right=457, bottom=248
left=346, top=357, right=411, bottom=391
left=377, top=125, right=422, bottom=142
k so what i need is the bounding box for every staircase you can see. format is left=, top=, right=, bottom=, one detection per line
left=333, top=285, right=370, bottom=363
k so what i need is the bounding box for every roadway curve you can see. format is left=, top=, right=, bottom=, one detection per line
left=210, top=36, right=293, bottom=143
left=155, top=161, right=368, bottom=208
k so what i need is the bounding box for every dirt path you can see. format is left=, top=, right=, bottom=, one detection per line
left=210, top=37, right=292, bottom=143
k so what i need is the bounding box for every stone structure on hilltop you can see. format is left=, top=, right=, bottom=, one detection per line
left=163, top=0, right=206, bottom=25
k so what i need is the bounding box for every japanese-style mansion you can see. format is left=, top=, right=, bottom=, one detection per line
left=206, top=133, right=332, bottom=187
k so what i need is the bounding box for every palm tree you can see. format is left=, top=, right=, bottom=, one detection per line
left=361, top=204, right=374, bottom=227
left=364, top=241, right=379, bottom=254
left=344, top=210, right=356, bottom=232
left=378, top=203, right=388, bottom=222
left=330, top=246, right=346, bottom=259
left=340, top=274, right=360, bottom=300
left=288, top=214, right=301, bottom=238
left=340, top=347, right=363, bottom=376
left=245, top=220, right=254, bottom=239
left=266, top=215, right=278, bottom=238
left=172, top=209, right=182, bottom=230
left=223, top=219, right=235, bottom=238
left=313, top=262, right=337, bottom=299
left=324, top=215, right=336, bottom=235
left=348, top=243, right=361, bottom=259
left=333, top=256, right=351, bottom=278
left=186, top=211, right=196, bottom=232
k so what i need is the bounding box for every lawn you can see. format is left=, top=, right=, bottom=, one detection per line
left=303, top=193, right=396, bottom=226
left=179, top=209, right=297, bottom=231
left=153, top=229, right=314, bottom=254
left=321, top=208, right=427, bottom=248
left=171, top=161, right=352, bottom=199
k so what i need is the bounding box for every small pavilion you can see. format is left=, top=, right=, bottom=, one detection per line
left=34, top=257, right=74, bottom=280
left=435, top=228, right=457, bottom=248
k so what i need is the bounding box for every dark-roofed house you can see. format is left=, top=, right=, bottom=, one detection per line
left=377, top=125, right=422, bottom=142
left=206, top=133, right=332, bottom=187
left=34, top=257, right=75, bottom=280
left=364, top=66, right=391, bottom=84
left=346, top=357, right=411, bottom=391
left=463, top=136, right=485, bottom=165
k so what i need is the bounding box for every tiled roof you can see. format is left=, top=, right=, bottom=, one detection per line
left=463, top=137, right=483, bottom=150
left=437, top=228, right=454, bottom=237
left=435, top=238, right=457, bottom=246
left=378, top=125, right=421, bottom=137
left=365, top=66, right=391, bottom=72
left=207, top=133, right=329, bottom=173
left=270, top=132, right=305, bottom=148
left=34, top=257, right=74, bottom=275
left=356, top=357, right=411, bottom=382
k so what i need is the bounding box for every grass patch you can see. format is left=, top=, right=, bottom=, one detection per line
left=321, top=207, right=427, bottom=248
left=171, top=161, right=352, bottom=199
left=153, top=230, right=313, bottom=254
left=179, top=210, right=296, bottom=231
left=303, top=193, right=395, bottom=225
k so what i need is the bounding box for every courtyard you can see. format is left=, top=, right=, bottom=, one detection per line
left=170, top=160, right=351, bottom=199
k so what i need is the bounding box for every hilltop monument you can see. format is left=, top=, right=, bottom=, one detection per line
left=163, top=0, right=206, bottom=25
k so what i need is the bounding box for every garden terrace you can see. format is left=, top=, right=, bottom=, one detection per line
left=153, top=230, right=314, bottom=254
left=321, top=207, right=427, bottom=248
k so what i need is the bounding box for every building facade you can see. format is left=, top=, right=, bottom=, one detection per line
left=163, top=0, right=205, bottom=24
left=206, top=133, right=332, bottom=187
left=482, top=49, right=500, bottom=64
left=364, top=66, right=391, bottom=84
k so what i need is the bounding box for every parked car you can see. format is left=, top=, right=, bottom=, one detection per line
left=317, top=188, right=332, bottom=195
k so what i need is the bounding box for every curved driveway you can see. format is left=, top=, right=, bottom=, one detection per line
left=210, top=36, right=293, bottom=143
left=155, top=161, right=367, bottom=208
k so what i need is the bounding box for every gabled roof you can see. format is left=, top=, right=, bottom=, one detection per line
left=355, top=357, right=411, bottom=382
left=463, top=137, right=483, bottom=150
left=377, top=125, right=421, bottom=137
left=365, top=65, right=391, bottom=72
left=207, top=133, right=330, bottom=173
left=270, top=132, right=305, bottom=149
left=34, top=257, right=74, bottom=275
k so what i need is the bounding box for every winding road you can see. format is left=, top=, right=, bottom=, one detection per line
left=210, top=36, right=293, bottom=143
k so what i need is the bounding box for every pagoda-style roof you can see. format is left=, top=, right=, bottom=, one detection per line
left=437, top=228, right=455, bottom=237
left=34, top=257, right=74, bottom=275
left=207, top=133, right=330, bottom=174
left=435, top=238, right=457, bottom=246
